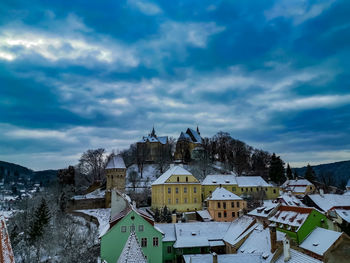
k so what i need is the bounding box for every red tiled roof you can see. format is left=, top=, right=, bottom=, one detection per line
left=0, top=216, right=15, bottom=263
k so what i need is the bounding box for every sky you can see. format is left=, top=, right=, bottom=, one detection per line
left=0, top=0, right=350, bottom=170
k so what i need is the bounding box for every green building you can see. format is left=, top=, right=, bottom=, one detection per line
left=269, top=206, right=329, bottom=244
left=100, top=205, right=163, bottom=263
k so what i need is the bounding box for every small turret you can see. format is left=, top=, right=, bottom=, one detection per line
left=196, top=125, right=200, bottom=135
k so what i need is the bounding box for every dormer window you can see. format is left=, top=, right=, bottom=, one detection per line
left=186, top=177, right=188, bottom=182
left=177, top=177, right=179, bottom=182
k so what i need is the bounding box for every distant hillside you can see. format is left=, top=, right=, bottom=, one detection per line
left=0, top=160, right=58, bottom=185
left=293, top=160, right=350, bottom=188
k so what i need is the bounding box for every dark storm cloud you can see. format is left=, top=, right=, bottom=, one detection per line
left=1, top=0, right=350, bottom=169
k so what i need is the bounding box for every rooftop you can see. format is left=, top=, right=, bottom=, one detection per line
left=236, top=176, right=272, bottom=187
left=202, top=174, right=237, bottom=185
left=335, top=209, right=350, bottom=223
left=269, top=206, right=313, bottom=231
left=283, top=179, right=313, bottom=187
left=307, top=194, right=350, bottom=212
left=183, top=253, right=263, bottom=263
left=274, top=248, right=322, bottom=263
left=207, top=187, right=242, bottom=201
left=248, top=203, right=279, bottom=218
left=105, top=155, right=126, bottom=169
left=117, top=231, right=147, bottom=263
left=152, top=165, right=193, bottom=185
left=300, top=227, right=342, bottom=256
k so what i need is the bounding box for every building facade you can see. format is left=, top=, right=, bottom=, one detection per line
left=137, top=127, right=169, bottom=163
left=151, top=165, right=202, bottom=212
left=207, top=187, right=246, bottom=222
left=105, top=155, right=126, bottom=207
left=282, top=179, right=315, bottom=196
left=100, top=206, right=163, bottom=263
left=174, top=127, right=202, bottom=162
left=201, top=174, right=280, bottom=201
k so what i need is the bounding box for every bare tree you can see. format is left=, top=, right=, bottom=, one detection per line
left=77, top=148, right=106, bottom=185
left=136, top=143, right=150, bottom=178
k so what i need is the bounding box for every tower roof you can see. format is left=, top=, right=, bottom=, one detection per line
left=106, top=155, right=126, bottom=169
left=117, top=231, right=147, bottom=263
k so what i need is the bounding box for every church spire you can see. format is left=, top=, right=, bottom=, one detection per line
left=196, top=125, right=200, bottom=135
left=150, top=126, right=156, bottom=137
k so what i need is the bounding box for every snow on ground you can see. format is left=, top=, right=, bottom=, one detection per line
left=72, top=188, right=105, bottom=200
left=126, top=164, right=158, bottom=188
left=75, top=208, right=111, bottom=236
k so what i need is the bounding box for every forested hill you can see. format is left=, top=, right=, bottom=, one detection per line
left=0, top=160, right=58, bottom=185
left=293, top=160, right=350, bottom=188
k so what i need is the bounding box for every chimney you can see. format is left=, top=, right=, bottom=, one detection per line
left=270, top=224, right=277, bottom=253
left=212, top=252, right=218, bottom=263
left=283, top=238, right=291, bottom=262
left=320, top=189, right=324, bottom=197
left=172, top=214, right=177, bottom=223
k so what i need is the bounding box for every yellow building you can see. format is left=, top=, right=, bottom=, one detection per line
left=202, top=174, right=280, bottom=201
left=151, top=165, right=202, bottom=212
left=207, top=187, right=247, bottom=222
left=105, top=155, right=126, bottom=207
left=281, top=179, right=315, bottom=196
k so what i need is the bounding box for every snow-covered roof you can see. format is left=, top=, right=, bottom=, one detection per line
left=274, top=248, right=322, bottom=263
left=188, top=128, right=202, bottom=143
left=223, top=216, right=256, bottom=245
left=299, top=227, right=342, bottom=256
left=139, top=135, right=168, bottom=145
left=154, top=223, right=176, bottom=242
left=173, top=222, right=231, bottom=248
left=308, top=194, right=350, bottom=212
left=202, top=174, right=237, bottom=185
left=236, top=176, right=272, bottom=187
left=183, top=253, right=263, bottom=263
left=196, top=210, right=213, bottom=221
left=238, top=224, right=285, bottom=262
left=0, top=215, right=15, bottom=263
left=248, top=203, right=279, bottom=218
left=152, top=165, right=194, bottom=185
left=207, top=187, right=242, bottom=201
left=117, top=231, right=147, bottom=263
left=283, top=179, right=313, bottom=187
left=335, top=209, right=350, bottom=223
left=106, top=155, right=126, bottom=169
left=278, top=193, right=305, bottom=207
left=269, top=206, right=312, bottom=231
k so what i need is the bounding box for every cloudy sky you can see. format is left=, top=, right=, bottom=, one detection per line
left=1, top=0, right=350, bottom=170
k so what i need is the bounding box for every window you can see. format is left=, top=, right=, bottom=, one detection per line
left=176, top=187, right=179, bottom=194
left=237, top=201, right=240, bottom=207
left=223, top=202, right=226, bottom=209
left=130, top=225, right=135, bottom=232
left=184, top=198, right=187, bottom=203
left=121, top=226, right=126, bottom=232
left=217, top=202, right=221, bottom=208
left=273, top=189, right=276, bottom=194
left=186, top=176, right=188, bottom=182
left=138, top=225, right=144, bottom=232
left=218, top=212, right=222, bottom=218
left=232, top=187, right=236, bottom=191
left=153, top=237, right=159, bottom=247
left=167, top=246, right=172, bottom=253
left=177, top=177, right=179, bottom=182
left=231, top=202, right=234, bottom=208
left=184, top=187, right=187, bottom=193
left=256, top=187, right=259, bottom=191
left=250, top=187, right=253, bottom=191
left=194, top=187, right=197, bottom=193
left=176, top=198, right=179, bottom=204
left=141, top=238, right=147, bottom=247
left=224, top=211, right=227, bottom=217
left=168, top=187, right=171, bottom=194
left=265, top=188, right=268, bottom=191
left=246, top=188, right=248, bottom=192
left=168, top=198, right=171, bottom=204
left=232, top=212, right=235, bottom=217
left=241, top=188, right=244, bottom=192
left=194, top=197, right=197, bottom=203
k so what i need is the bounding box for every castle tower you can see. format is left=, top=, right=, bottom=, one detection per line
left=105, top=154, right=126, bottom=207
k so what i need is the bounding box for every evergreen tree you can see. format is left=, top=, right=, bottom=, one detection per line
left=268, top=153, right=285, bottom=184
left=293, top=170, right=298, bottom=179
left=154, top=208, right=160, bottom=222
left=161, top=206, right=169, bottom=222
left=305, top=164, right=316, bottom=182
left=29, top=198, right=51, bottom=243
left=286, top=164, right=293, bottom=180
